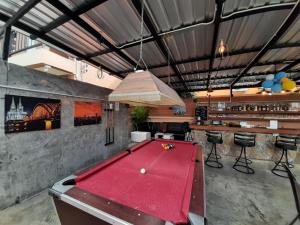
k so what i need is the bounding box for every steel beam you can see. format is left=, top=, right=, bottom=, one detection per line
left=171, top=70, right=300, bottom=84
left=159, top=59, right=287, bottom=79
left=0, top=12, right=122, bottom=78
left=221, top=2, right=295, bottom=22
left=44, top=0, right=136, bottom=67
left=207, top=0, right=225, bottom=89
left=185, top=79, right=264, bottom=87
left=171, top=70, right=300, bottom=86
left=0, top=0, right=41, bottom=36
left=40, top=0, right=108, bottom=34
left=89, top=2, right=296, bottom=58
left=292, top=72, right=300, bottom=81
left=280, top=58, right=300, bottom=71
left=231, top=0, right=300, bottom=87
left=118, top=42, right=300, bottom=74
left=1, top=26, right=11, bottom=60
left=131, top=0, right=188, bottom=90
left=178, top=83, right=261, bottom=93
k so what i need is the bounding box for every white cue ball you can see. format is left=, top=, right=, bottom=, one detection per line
left=140, top=168, right=146, bottom=174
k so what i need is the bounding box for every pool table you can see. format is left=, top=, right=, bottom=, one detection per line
left=49, top=139, right=206, bottom=225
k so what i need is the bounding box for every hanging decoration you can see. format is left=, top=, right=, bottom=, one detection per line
left=261, top=71, right=296, bottom=93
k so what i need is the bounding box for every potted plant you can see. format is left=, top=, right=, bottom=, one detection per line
left=130, top=106, right=149, bottom=131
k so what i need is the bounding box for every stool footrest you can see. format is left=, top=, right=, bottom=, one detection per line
left=233, top=164, right=255, bottom=174
left=272, top=148, right=294, bottom=178
left=271, top=168, right=289, bottom=178
left=232, top=146, right=254, bottom=175
left=205, top=160, right=223, bottom=168
left=205, top=142, right=223, bottom=169
left=234, top=157, right=252, bottom=165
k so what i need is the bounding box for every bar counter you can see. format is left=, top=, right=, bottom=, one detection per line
left=190, top=125, right=300, bottom=136
left=191, top=125, right=300, bottom=164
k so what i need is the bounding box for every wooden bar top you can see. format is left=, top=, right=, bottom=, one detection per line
left=190, top=124, right=300, bottom=136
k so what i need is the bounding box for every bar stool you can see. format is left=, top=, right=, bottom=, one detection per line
left=272, top=135, right=298, bottom=178
left=233, top=133, right=256, bottom=174
left=205, top=131, right=223, bottom=168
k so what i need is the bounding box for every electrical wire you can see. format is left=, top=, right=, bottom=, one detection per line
left=134, top=0, right=148, bottom=71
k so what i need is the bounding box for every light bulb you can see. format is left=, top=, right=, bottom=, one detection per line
left=218, top=39, right=226, bottom=55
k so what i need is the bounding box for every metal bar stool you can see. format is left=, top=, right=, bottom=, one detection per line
left=272, top=135, right=298, bottom=178
left=233, top=133, right=256, bottom=174
left=285, top=164, right=300, bottom=225
left=205, top=130, right=223, bottom=168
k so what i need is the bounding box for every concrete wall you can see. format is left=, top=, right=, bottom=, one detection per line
left=0, top=61, right=130, bottom=209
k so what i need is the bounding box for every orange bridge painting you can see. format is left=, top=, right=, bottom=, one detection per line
left=5, top=95, right=61, bottom=133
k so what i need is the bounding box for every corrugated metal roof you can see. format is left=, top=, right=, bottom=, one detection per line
left=260, top=47, right=300, bottom=62
left=0, top=0, right=62, bottom=29
left=249, top=64, right=287, bottom=73
left=0, top=0, right=26, bottom=16
left=0, top=0, right=299, bottom=92
left=278, top=14, right=300, bottom=43
left=177, top=60, right=210, bottom=74
left=182, top=72, right=208, bottom=81
left=92, top=52, right=133, bottom=72
left=223, top=0, right=296, bottom=15
left=292, top=63, right=300, bottom=70
left=48, top=21, right=107, bottom=55
left=213, top=52, right=258, bottom=68
left=79, top=0, right=150, bottom=45
left=150, top=66, right=174, bottom=77
left=145, top=0, right=215, bottom=32
left=163, top=25, right=214, bottom=62
left=123, top=42, right=166, bottom=66
left=211, top=69, right=241, bottom=78
left=218, top=10, right=289, bottom=51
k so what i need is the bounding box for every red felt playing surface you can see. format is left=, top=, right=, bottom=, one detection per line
left=76, top=140, right=198, bottom=224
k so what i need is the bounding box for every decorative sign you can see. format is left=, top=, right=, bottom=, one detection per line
left=74, top=101, right=102, bottom=126
left=5, top=95, right=61, bottom=133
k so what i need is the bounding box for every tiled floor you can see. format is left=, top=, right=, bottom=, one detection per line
left=0, top=156, right=299, bottom=225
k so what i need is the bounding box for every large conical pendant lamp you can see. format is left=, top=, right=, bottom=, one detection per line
left=108, top=70, right=185, bottom=106
left=108, top=0, right=185, bottom=107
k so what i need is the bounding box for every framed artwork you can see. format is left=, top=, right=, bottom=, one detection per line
left=5, top=95, right=61, bottom=133
left=74, top=101, right=102, bottom=126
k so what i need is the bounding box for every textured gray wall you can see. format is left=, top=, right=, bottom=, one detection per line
left=0, top=61, right=130, bottom=209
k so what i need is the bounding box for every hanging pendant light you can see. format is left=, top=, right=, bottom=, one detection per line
left=218, top=39, right=226, bottom=58
left=108, top=0, right=185, bottom=107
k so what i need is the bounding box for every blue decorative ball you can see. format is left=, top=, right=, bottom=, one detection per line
left=273, top=79, right=281, bottom=84
left=271, top=83, right=282, bottom=93
left=275, top=72, right=287, bottom=81
left=262, top=80, right=274, bottom=88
